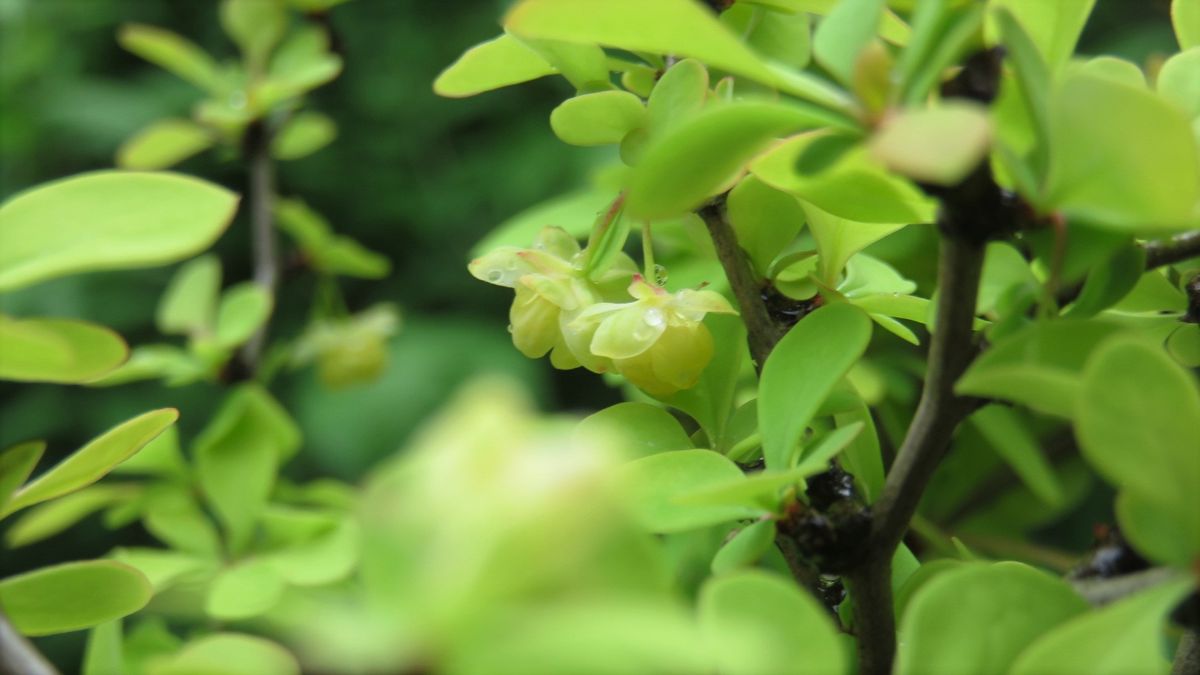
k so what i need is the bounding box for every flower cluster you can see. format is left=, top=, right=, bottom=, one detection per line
left=469, top=227, right=736, bottom=395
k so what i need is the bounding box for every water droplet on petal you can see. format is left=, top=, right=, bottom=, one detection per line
left=653, top=264, right=669, bottom=286
left=644, top=308, right=666, bottom=328
left=486, top=269, right=505, bottom=283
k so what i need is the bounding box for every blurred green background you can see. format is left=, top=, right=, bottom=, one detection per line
left=0, top=0, right=1179, bottom=664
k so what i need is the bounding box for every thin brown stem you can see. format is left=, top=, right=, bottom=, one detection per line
left=1146, top=230, right=1200, bottom=270
left=241, top=120, right=278, bottom=370
left=1174, top=630, right=1200, bottom=675
left=0, top=610, right=58, bottom=675
left=871, top=235, right=985, bottom=554
left=1057, top=229, right=1200, bottom=308
left=1068, top=567, right=1179, bottom=608
left=698, top=197, right=782, bottom=372
left=847, top=233, right=986, bottom=675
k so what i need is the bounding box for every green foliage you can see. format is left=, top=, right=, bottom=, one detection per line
left=0, top=171, right=237, bottom=292
left=699, top=570, right=847, bottom=674
left=1075, top=337, right=1200, bottom=565
left=0, top=316, right=128, bottom=383
left=1, top=409, right=177, bottom=517
left=760, top=303, right=872, bottom=469
left=897, top=562, right=1088, bottom=674
left=6, top=1, right=1200, bottom=673
left=0, top=561, right=151, bottom=636
left=1009, top=578, right=1194, bottom=675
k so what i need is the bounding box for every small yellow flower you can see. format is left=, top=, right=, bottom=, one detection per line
left=469, top=227, right=634, bottom=373
left=573, top=276, right=737, bottom=395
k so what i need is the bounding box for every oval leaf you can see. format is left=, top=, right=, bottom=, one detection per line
left=0, top=316, right=128, bottom=383
left=870, top=102, right=992, bottom=186
left=2, top=409, right=178, bottom=517
left=897, top=562, right=1089, bottom=674
left=760, top=302, right=872, bottom=469
left=150, top=633, right=299, bottom=675
left=1010, top=578, right=1192, bottom=675
left=157, top=255, right=222, bottom=336
left=215, top=282, right=273, bottom=348
left=206, top=561, right=286, bottom=620
left=0, top=171, right=238, bottom=292
left=954, top=319, right=1124, bottom=418
left=118, top=24, right=225, bottom=93
left=627, top=101, right=841, bottom=220
left=0, top=441, right=44, bottom=513
left=117, top=119, right=214, bottom=170
left=616, top=449, right=757, bottom=532
left=0, top=561, right=151, bottom=636
left=504, top=0, right=778, bottom=86
left=550, top=91, right=645, bottom=146
left=1075, top=336, right=1200, bottom=562
left=575, top=402, right=694, bottom=459
left=699, top=570, right=846, bottom=675
left=433, top=33, right=556, bottom=97
left=1044, top=73, right=1200, bottom=231
left=272, top=111, right=337, bottom=160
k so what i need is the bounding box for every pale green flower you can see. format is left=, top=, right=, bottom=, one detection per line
left=469, top=227, right=633, bottom=373
left=572, top=275, right=737, bottom=395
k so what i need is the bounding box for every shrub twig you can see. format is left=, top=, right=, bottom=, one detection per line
left=0, top=610, right=58, bottom=675
left=698, top=197, right=782, bottom=372
left=241, top=119, right=279, bottom=370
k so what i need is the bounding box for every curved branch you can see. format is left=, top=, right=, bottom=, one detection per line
left=1145, top=230, right=1200, bottom=270
left=845, top=233, right=986, bottom=675
left=1057, top=230, right=1200, bottom=308
left=240, top=119, right=279, bottom=371
left=1174, top=630, right=1200, bottom=675
left=0, top=610, right=58, bottom=675
left=1068, top=567, right=1179, bottom=608
left=698, top=198, right=782, bottom=372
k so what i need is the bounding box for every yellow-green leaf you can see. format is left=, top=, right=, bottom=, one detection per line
left=627, top=101, right=841, bottom=220
left=157, top=255, right=222, bottom=336
left=220, top=0, right=286, bottom=71
left=616, top=449, right=757, bottom=532
left=504, top=0, right=779, bottom=87
left=699, top=570, right=846, bottom=675
left=870, top=102, right=992, bottom=186
left=117, top=119, right=214, bottom=170
left=149, top=633, right=299, bottom=675
left=214, top=282, right=273, bottom=348
left=206, top=560, right=286, bottom=620
left=760, top=302, right=872, bottom=469
left=1044, top=73, right=1200, bottom=231
left=897, top=562, right=1088, bottom=674
left=550, top=91, right=645, bottom=146
left=2, top=409, right=178, bottom=517
left=0, top=171, right=238, bottom=292
left=0, top=316, right=128, bottom=383
left=812, top=0, right=887, bottom=85
left=1010, top=578, right=1192, bottom=675
left=751, top=132, right=936, bottom=224
left=433, top=33, right=556, bottom=98
left=0, top=441, right=44, bottom=514
left=118, top=24, right=226, bottom=93
left=5, top=485, right=137, bottom=548
left=0, top=561, right=151, bottom=636
left=1173, top=0, right=1200, bottom=50
left=985, top=0, right=1097, bottom=71
left=272, top=111, right=337, bottom=160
